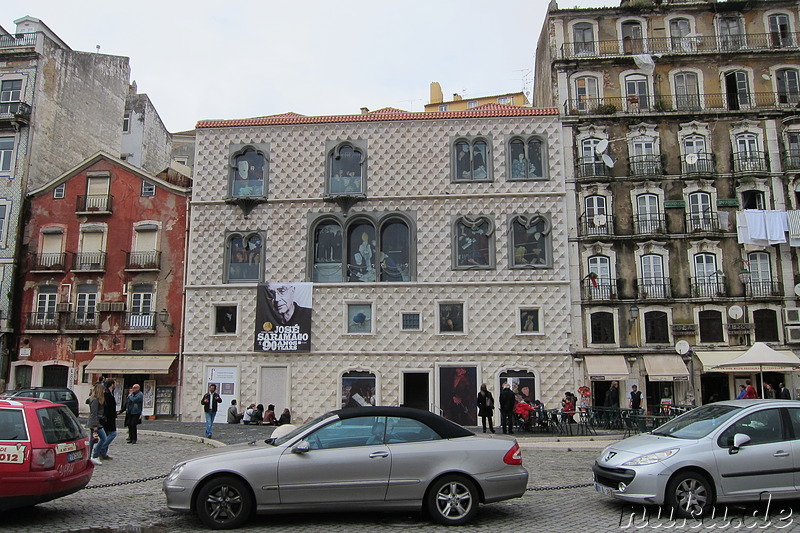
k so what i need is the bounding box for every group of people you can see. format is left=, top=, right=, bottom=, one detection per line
left=225, top=400, right=291, bottom=426
left=86, top=377, right=143, bottom=466
left=477, top=382, right=553, bottom=435
left=735, top=380, right=792, bottom=400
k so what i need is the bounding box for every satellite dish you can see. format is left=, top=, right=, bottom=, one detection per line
left=675, top=340, right=691, bottom=355
left=595, top=139, right=609, bottom=154
left=794, top=283, right=800, bottom=297
left=602, top=154, right=615, bottom=168
left=728, top=305, right=744, bottom=320
left=593, top=214, right=607, bottom=226
left=685, top=153, right=698, bottom=165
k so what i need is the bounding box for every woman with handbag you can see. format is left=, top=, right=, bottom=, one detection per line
left=477, top=383, right=496, bottom=433
left=87, top=383, right=107, bottom=466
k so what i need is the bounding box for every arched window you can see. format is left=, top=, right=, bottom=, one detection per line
left=313, top=221, right=343, bottom=282
left=587, top=255, right=613, bottom=299
left=669, top=18, right=692, bottom=51
left=625, top=74, right=650, bottom=110
left=724, top=71, right=751, bottom=110
left=229, top=147, right=267, bottom=198
left=454, top=216, right=493, bottom=269
left=583, top=196, right=609, bottom=236
left=776, top=68, right=800, bottom=105
left=644, top=311, right=669, bottom=344
left=342, top=371, right=376, bottom=409
left=226, top=232, right=263, bottom=282
left=621, top=21, right=643, bottom=54
left=510, top=214, right=551, bottom=268
left=674, top=72, right=700, bottom=110
left=574, top=76, right=599, bottom=112
left=578, top=138, right=605, bottom=177
left=75, top=284, right=97, bottom=326
left=747, top=252, right=773, bottom=297
left=768, top=14, right=792, bottom=47
left=508, top=137, right=546, bottom=180
left=573, top=22, right=595, bottom=56
left=348, top=222, right=376, bottom=282
left=328, top=143, right=366, bottom=195
left=734, top=132, right=764, bottom=172
left=635, top=194, right=663, bottom=233
left=640, top=254, right=667, bottom=298
left=453, top=138, right=490, bottom=181
left=687, top=191, right=714, bottom=231
left=379, top=219, right=410, bottom=282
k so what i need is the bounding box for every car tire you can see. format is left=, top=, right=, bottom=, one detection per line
left=426, top=474, right=479, bottom=526
left=195, top=475, right=253, bottom=530
left=666, top=471, right=713, bottom=519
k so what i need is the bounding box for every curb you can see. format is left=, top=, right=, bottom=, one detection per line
left=138, top=429, right=226, bottom=448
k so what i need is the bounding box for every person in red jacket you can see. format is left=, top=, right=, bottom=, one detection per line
left=745, top=380, right=759, bottom=399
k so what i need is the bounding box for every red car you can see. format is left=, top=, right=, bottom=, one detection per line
left=0, top=396, right=93, bottom=511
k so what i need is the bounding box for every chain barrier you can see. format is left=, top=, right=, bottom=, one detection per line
left=85, top=474, right=167, bottom=490
left=526, top=482, right=593, bottom=492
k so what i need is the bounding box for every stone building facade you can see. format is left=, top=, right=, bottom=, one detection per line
left=183, top=106, right=572, bottom=424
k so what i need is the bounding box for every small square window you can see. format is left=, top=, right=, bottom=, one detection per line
left=130, top=339, right=145, bottom=351
left=74, top=338, right=91, bottom=351
left=401, top=312, right=421, bottom=331
left=498, top=96, right=512, bottom=105
left=347, top=303, right=372, bottom=334
left=53, top=184, right=65, bottom=199
left=438, top=302, right=465, bottom=334
left=519, top=308, right=541, bottom=334
left=141, top=181, right=156, bottom=197
left=438, top=104, right=449, bottom=111
left=467, top=101, right=478, bottom=109
left=215, top=305, right=237, bottom=334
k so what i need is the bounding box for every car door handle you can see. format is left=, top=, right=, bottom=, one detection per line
left=369, top=451, right=389, bottom=458
left=773, top=451, right=790, bottom=458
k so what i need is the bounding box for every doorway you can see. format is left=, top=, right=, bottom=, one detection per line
left=260, top=366, right=289, bottom=413
left=700, top=372, right=730, bottom=404
left=42, top=365, right=68, bottom=387
left=402, top=372, right=429, bottom=411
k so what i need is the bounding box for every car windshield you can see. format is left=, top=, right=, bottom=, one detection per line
left=651, top=404, right=741, bottom=439
left=270, top=413, right=334, bottom=446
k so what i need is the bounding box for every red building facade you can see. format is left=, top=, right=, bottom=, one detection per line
left=11, top=152, right=189, bottom=415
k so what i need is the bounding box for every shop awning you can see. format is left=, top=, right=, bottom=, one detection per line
left=584, top=355, right=630, bottom=381
left=643, top=355, right=690, bottom=382
left=84, top=355, right=176, bottom=375
left=700, top=343, right=800, bottom=373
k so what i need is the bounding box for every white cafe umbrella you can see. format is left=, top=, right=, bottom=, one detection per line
left=711, top=342, right=800, bottom=397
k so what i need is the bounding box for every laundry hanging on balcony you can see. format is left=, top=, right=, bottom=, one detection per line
left=736, top=210, right=788, bottom=246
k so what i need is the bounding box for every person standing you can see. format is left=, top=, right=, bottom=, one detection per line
left=95, top=379, right=117, bottom=460
left=778, top=382, right=792, bottom=400
left=201, top=384, right=223, bottom=437
left=227, top=399, right=241, bottom=424
left=120, top=384, right=143, bottom=444
left=87, top=383, right=106, bottom=466
left=605, top=381, right=620, bottom=408
left=764, top=383, right=776, bottom=399
left=499, top=382, right=516, bottom=435
left=629, top=384, right=643, bottom=414
left=476, top=384, right=495, bottom=434
left=736, top=384, right=747, bottom=399
left=745, top=380, right=759, bottom=399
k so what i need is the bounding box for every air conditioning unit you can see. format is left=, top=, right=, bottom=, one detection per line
left=56, top=302, right=71, bottom=312
left=784, top=308, right=800, bottom=325
left=786, top=325, right=800, bottom=344
left=97, top=302, right=126, bottom=312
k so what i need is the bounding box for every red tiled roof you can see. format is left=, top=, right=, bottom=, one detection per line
left=369, top=107, right=408, bottom=114
left=196, top=106, right=559, bottom=129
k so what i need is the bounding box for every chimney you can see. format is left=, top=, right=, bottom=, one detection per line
left=360, top=107, right=370, bottom=114
left=453, top=93, right=462, bottom=101
left=430, top=82, right=443, bottom=104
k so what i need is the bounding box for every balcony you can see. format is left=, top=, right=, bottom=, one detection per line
left=582, top=278, right=618, bottom=301
left=0, top=32, right=38, bottom=49
left=559, top=32, right=800, bottom=60
left=633, top=214, right=666, bottom=234
left=732, top=152, right=768, bottom=175
left=628, top=155, right=663, bottom=177
left=575, top=157, right=610, bottom=180
left=63, top=312, right=98, bottom=331
left=637, top=278, right=672, bottom=299
left=123, top=312, right=156, bottom=331
left=30, top=252, right=68, bottom=273
left=691, top=276, right=727, bottom=298
left=0, top=101, right=31, bottom=128
left=72, top=252, right=106, bottom=272
left=681, top=153, right=716, bottom=177
left=685, top=212, right=719, bottom=233
left=125, top=251, right=161, bottom=271
left=564, top=93, right=799, bottom=117
left=76, top=195, right=113, bottom=214
left=784, top=151, right=800, bottom=171
left=25, top=312, right=58, bottom=330
left=579, top=213, right=614, bottom=237
left=745, top=280, right=783, bottom=298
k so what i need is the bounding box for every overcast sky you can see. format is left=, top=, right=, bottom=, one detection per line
left=18, top=0, right=613, bottom=132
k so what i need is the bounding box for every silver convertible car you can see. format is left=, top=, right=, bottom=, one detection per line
left=593, top=400, right=800, bottom=517
left=164, top=406, right=528, bottom=529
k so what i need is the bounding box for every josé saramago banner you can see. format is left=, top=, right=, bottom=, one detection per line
left=255, top=282, right=313, bottom=352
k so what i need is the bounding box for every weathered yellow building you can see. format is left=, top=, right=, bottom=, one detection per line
left=425, top=82, right=529, bottom=112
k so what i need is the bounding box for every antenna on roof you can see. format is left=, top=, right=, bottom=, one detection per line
left=96, top=45, right=100, bottom=53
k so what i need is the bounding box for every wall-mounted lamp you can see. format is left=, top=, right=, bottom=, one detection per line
left=159, top=309, right=169, bottom=326
left=630, top=305, right=639, bottom=320
left=627, top=355, right=638, bottom=363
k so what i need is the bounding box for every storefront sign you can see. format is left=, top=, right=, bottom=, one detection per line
left=664, top=200, right=686, bottom=209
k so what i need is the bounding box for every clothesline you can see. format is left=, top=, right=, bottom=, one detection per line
left=736, top=209, right=798, bottom=246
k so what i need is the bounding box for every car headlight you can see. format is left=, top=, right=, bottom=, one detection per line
left=166, top=462, right=186, bottom=483
left=622, top=448, right=679, bottom=466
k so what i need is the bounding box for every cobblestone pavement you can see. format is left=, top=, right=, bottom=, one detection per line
left=6, top=419, right=800, bottom=532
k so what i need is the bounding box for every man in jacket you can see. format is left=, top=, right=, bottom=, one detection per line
left=201, top=384, right=223, bottom=438
left=121, top=384, right=143, bottom=444
left=779, top=382, right=792, bottom=400
left=499, top=382, right=516, bottom=435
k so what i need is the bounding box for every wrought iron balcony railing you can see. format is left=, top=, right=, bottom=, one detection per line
left=637, top=278, right=672, bottom=299
left=125, top=251, right=161, bottom=270
left=123, top=312, right=156, bottom=331
left=628, top=154, right=663, bottom=177
left=732, top=151, right=768, bottom=174
left=72, top=252, right=106, bottom=272
left=64, top=312, right=99, bottom=330
left=565, top=92, right=799, bottom=116
left=582, top=278, right=618, bottom=301
left=25, top=312, right=58, bottom=330
left=30, top=252, right=68, bottom=272
left=579, top=214, right=614, bottom=237
left=575, top=157, right=610, bottom=179
left=784, top=151, right=800, bottom=171
left=681, top=153, right=716, bottom=176
left=685, top=212, right=719, bottom=232
left=76, top=195, right=113, bottom=213
left=633, top=214, right=666, bottom=234
left=691, top=276, right=727, bottom=298
left=745, top=280, right=783, bottom=298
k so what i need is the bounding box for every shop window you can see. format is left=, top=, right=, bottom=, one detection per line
left=590, top=312, right=615, bottom=344
left=698, top=310, right=724, bottom=343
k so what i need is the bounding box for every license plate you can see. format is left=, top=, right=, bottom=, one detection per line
left=67, top=450, right=83, bottom=463
left=595, top=482, right=613, bottom=496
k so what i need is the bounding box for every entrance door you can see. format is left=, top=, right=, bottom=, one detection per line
left=260, top=366, right=288, bottom=413
left=42, top=365, right=68, bottom=387
left=700, top=372, right=730, bottom=404
left=402, top=372, right=429, bottom=411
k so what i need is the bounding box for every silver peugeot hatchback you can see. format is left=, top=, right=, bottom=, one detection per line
left=593, top=400, right=800, bottom=517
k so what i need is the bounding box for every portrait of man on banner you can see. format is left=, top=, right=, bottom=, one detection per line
left=255, top=282, right=313, bottom=352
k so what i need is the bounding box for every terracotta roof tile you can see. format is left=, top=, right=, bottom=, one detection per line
left=196, top=106, right=558, bottom=129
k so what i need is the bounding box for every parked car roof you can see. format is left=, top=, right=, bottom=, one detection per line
left=334, top=406, right=475, bottom=438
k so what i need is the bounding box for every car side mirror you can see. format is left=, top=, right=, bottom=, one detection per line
left=292, top=440, right=310, bottom=454
left=729, top=433, right=751, bottom=455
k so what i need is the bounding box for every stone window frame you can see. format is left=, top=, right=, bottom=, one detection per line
left=227, top=143, right=269, bottom=200
left=751, top=304, right=782, bottom=343
left=400, top=311, right=423, bottom=332
left=695, top=305, right=728, bottom=345
left=212, top=303, right=238, bottom=336
left=325, top=140, right=368, bottom=197
left=437, top=300, right=467, bottom=335
left=451, top=135, right=492, bottom=183
left=308, top=211, right=417, bottom=283
left=586, top=308, right=618, bottom=347
left=517, top=307, right=543, bottom=336
left=452, top=215, right=495, bottom=271
left=141, top=180, right=156, bottom=197
left=0, top=134, right=16, bottom=174
left=508, top=213, right=552, bottom=270
left=74, top=337, right=91, bottom=352
left=344, top=300, right=374, bottom=335
left=223, top=231, right=265, bottom=284
left=641, top=308, right=672, bottom=345
left=53, top=184, right=65, bottom=199
left=506, top=135, right=548, bottom=181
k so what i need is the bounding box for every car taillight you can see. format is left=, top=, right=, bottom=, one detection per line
left=31, top=448, right=56, bottom=471
left=503, top=443, right=522, bottom=465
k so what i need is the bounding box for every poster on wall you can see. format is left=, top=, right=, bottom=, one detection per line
left=142, top=380, right=156, bottom=417
left=255, top=282, right=313, bottom=352
left=341, top=373, right=377, bottom=409
left=439, top=366, right=478, bottom=426
left=205, top=366, right=239, bottom=424
left=499, top=373, right=536, bottom=404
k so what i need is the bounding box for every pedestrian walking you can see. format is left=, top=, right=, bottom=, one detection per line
left=120, top=384, right=143, bottom=443
left=227, top=399, right=241, bottom=424
left=95, top=379, right=118, bottom=460
left=745, top=380, right=759, bottom=399
left=476, top=383, right=495, bottom=433
left=778, top=382, right=792, bottom=400
left=200, top=384, right=223, bottom=437
left=87, top=383, right=106, bottom=466
left=499, top=381, right=516, bottom=435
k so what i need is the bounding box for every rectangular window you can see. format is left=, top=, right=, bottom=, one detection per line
left=141, top=181, right=155, bottom=197
left=214, top=305, right=237, bottom=334
left=0, top=79, right=21, bottom=114
left=467, top=101, right=478, bottom=109
left=0, top=137, right=14, bottom=172
left=0, top=204, right=7, bottom=246
left=74, top=338, right=91, bottom=351
left=347, top=303, right=372, bottom=334
left=438, top=302, right=464, bottom=334
left=122, top=112, right=130, bottom=133
left=438, top=104, right=449, bottom=111
left=497, top=96, right=511, bottom=105
left=519, top=308, right=540, bottom=334
left=130, top=339, right=145, bottom=351
left=401, top=312, right=421, bottom=331
left=53, top=184, right=65, bottom=199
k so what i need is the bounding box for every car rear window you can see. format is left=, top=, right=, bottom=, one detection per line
left=51, top=390, right=75, bottom=403
left=36, top=406, right=85, bottom=444
left=0, top=409, right=28, bottom=441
